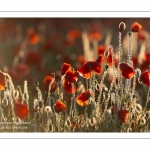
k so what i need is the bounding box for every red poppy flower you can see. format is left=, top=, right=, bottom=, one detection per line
left=140, top=70, right=150, bottom=86
left=130, top=22, right=142, bottom=32
left=78, top=61, right=102, bottom=79
left=61, top=63, right=71, bottom=75
left=42, top=41, right=53, bottom=52
left=15, top=63, right=30, bottom=77
left=67, top=29, right=81, bottom=39
left=97, top=45, right=106, bottom=55
left=119, top=22, right=126, bottom=32
left=0, top=71, right=6, bottom=90
left=25, top=51, right=42, bottom=66
left=63, top=79, right=76, bottom=94
left=118, top=107, right=129, bottom=123
left=27, top=28, right=40, bottom=45
left=119, top=63, right=135, bottom=79
left=8, top=69, right=22, bottom=82
left=88, top=31, right=102, bottom=41
left=54, top=99, right=67, bottom=113
left=14, top=98, right=29, bottom=120
left=63, top=39, right=73, bottom=46
left=76, top=90, right=92, bottom=106
left=43, top=75, right=58, bottom=92
left=65, top=70, right=78, bottom=83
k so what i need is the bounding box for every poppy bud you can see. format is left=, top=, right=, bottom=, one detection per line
left=119, top=22, right=126, bottom=32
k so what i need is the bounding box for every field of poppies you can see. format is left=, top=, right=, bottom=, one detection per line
left=0, top=18, right=150, bottom=132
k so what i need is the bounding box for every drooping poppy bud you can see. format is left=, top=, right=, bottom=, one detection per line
left=0, top=71, right=6, bottom=90
left=140, top=70, right=150, bottom=86
left=119, top=63, right=135, bottom=79
left=119, top=22, right=126, bottom=32
left=65, top=70, right=78, bottom=83
left=54, top=99, right=67, bottom=113
left=130, top=22, right=142, bottom=32
left=43, top=75, right=57, bottom=92
left=14, top=98, right=29, bottom=120
left=76, top=90, right=92, bottom=106
left=61, top=63, right=71, bottom=76
left=118, top=107, right=129, bottom=123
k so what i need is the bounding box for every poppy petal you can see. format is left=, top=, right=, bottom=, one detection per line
left=61, top=63, right=71, bottom=75
left=92, top=62, right=102, bottom=74
left=14, top=99, right=29, bottom=120
left=130, top=22, right=142, bottom=32
left=63, top=79, right=76, bottom=94
left=140, top=70, right=150, bottom=86
left=43, top=75, right=57, bottom=92
left=95, top=55, right=104, bottom=64
left=65, top=70, right=78, bottom=83
left=0, top=71, right=6, bottom=90
left=77, top=62, right=93, bottom=79
left=54, top=99, right=67, bottom=113
left=76, top=90, right=91, bottom=106
left=119, top=63, right=135, bottom=79
left=118, top=108, right=129, bottom=123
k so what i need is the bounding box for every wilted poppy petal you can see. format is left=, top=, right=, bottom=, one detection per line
left=61, top=63, right=71, bottom=75
left=140, top=70, right=150, bottom=86
left=54, top=99, right=67, bottom=113
left=63, top=79, right=76, bottom=94
left=76, top=90, right=91, bottom=106
left=0, top=71, right=6, bottom=90
left=65, top=70, right=78, bottom=83
left=118, top=108, right=129, bottom=123
left=14, top=98, right=29, bottom=120
left=130, top=22, right=142, bottom=32
left=119, top=63, right=135, bottom=79
left=43, top=75, right=57, bottom=92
